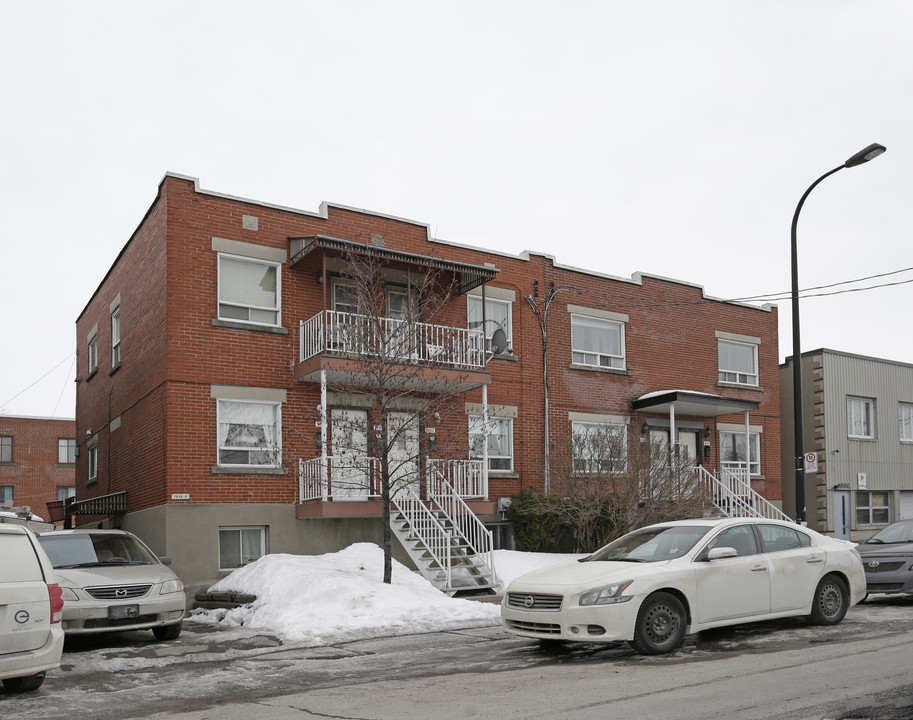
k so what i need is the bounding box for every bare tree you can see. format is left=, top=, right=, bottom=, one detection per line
left=315, top=251, right=480, bottom=583
left=530, top=425, right=713, bottom=553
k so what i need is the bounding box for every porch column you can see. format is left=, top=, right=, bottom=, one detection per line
left=321, top=368, right=328, bottom=501
left=482, top=382, right=490, bottom=501
left=744, top=410, right=751, bottom=485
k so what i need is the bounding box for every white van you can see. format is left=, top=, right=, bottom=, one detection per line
left=0, top=524, right=65, bottom=693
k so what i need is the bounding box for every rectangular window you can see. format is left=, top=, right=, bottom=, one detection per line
left=88, top=335, right=98, bottom=374
left=718, top=339, right=758, bottom=386
left=571, top=314, right=624, bottom=369
left=720, top=432, right=760, bottom=475
left=218, top=254, right=280, bottom=326
left=469, top=416, right=514, bottom=471
left=848, top=397, right=875, bottom=439
left=217, top=399, right=281, bottom=467
left=572, top=421, right=627, bottom=473
left=856, top=490, right=890, bottom=525
left=88, top=445, right=98, bottom=480
left=219, top=526, right=266, bottom=570
left=0, top=436, right=11, bottom=463
left=57, top=486, right=76, bottom=501
left=899, top=403, right=913, bottom=443
left=58, top=438, right=77, bottom=464
left=111, top=306, right=121, bottom=366
left=467, top=296, right=512, bottom=353
left=1, top=486, right=12, bottom=504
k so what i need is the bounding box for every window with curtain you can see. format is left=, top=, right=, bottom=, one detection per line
left=469, top=415, right=513, bottom=471
left=467, top=296, right=512, bottom=352
left=899, top=403, right=913, bottom=442
left=720, top=431, right=760, bottom=475
left=571, top=314, right=624, bottom=369
left=847, top=397, right=875, bottom=439
left=217, top=400, right=281, bottom=466
left=572, top=421, right=627, bottom=473
left=718, top=339, right=758, bottom=385
left=58, top=438, right=76, bottom=464
left=219, top=526, right=266, bottom=570
left=218, top=255, right=280, bottom=325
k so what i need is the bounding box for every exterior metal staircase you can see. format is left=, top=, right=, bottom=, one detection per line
left=390, top=477, right=498, bottom=596
left=697, top=466, right=791, bottom=521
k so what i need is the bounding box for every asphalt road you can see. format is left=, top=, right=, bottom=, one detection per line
left=3, top=594, right=912, bottom=720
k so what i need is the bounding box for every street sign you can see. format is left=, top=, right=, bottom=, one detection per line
left=804, top=452, right=818, bottom=473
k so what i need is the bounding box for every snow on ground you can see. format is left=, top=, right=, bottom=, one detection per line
left=189, top=543, right=585, bottom=646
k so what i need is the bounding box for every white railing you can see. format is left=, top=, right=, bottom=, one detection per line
left=299, top=310, right=485, bottom=370
left=697, top=466, right=790, bottom=521
left=391, top=489, right=453, bottom=590
left=427, top=469, right=498, bottom=587
left=427, top=459, right=485, bottom=499
left=299, top=456, right=381, bottom=502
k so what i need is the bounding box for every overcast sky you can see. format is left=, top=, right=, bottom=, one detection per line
left=2, top=1, right=911, bottom=419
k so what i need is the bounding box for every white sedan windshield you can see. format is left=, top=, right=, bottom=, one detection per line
left=586, top=525, right=712, bottom=563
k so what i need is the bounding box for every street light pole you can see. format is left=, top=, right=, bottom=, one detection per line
left=791, top=143, right=886, bottom=525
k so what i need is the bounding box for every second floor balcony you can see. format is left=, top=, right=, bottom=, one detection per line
left=295, top=310, right=491, bottom=392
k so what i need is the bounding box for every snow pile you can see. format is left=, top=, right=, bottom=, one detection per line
left=190, top=542, right=583, bottom=646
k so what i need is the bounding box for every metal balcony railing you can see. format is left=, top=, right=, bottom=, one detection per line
left=299, top=310, right=485, bottom=371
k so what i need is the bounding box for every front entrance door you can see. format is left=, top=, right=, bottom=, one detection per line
left=387, top=412, right=420, bottom=499
left=331, top=408, right=370, bottom=500
left=833, top=490, right=851, bottom=540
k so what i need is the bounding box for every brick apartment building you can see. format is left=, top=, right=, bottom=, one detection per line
left=0, top=415, right=76, bottom=520
left=75, top=173, right=782, bottom=587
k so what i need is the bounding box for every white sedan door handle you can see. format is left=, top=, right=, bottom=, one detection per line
left=806, top=557, right=824, bottom=563
left=751, top=565, right=768, bottom=572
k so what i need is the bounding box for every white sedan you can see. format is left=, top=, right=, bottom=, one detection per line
left=501, top=517, right=865, bottom=655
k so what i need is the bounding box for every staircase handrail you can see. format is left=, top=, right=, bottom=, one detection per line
left=427, top=469, right=498, bottom=587
left=697, top=466, right=791, bottom=521
left=391, top=489, right=452, bottom=589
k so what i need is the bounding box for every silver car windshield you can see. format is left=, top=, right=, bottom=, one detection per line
left=37, top=533, right=158, bottom=568
left=586, top=525, right=712, bottom=563
left=866, top=519, right=913, bottom=544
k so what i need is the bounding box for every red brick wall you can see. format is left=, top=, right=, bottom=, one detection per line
left=75, top=174, right=782, bottom=515
left=0, top=416, right=76, bottom=518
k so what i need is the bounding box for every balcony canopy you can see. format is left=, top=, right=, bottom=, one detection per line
left=289, top=234, right=499, bottom=295
left=632, top=390, right=759, bottom=418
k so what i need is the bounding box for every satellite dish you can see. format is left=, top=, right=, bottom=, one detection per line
left=490, top=328, right=508, bottom=356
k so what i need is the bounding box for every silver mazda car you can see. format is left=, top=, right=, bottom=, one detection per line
left=36, top=529, right=186, bottom=640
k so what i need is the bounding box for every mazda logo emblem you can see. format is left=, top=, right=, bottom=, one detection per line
left=115, top=588, right=128, bottom=597
left=523, top=595, right=535, bottom=608
left=867, top=560, right=880, bottom=569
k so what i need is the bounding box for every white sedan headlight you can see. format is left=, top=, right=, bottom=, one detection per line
left=579, top=580, right=633, bottom=606
left=160, top=579, right=184, bottom=595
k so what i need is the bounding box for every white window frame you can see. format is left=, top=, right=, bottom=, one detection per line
left=88, top=335, right=98, bottom=374
left=111, top=306, right=121, bottom=367
left=88, top=445, right=98, bottom=481
left=856, top=490, right=890, bottom=526
left=468, top=415, right=514, bottom=472
left=571, top=421, right=627, bottom=474
left=218, top=526, right=266, bottom=571
left=216, top=399, right=282, bottom=468
left=899, top=402, right=913, bottom=443
left=848, top=396, right=875, bottom=439
left=718, top=339, right=758, bottom=386
left=58, top=438, right=76, bottom=464
left=0, top=436, right=11, bottom=463
left=720, top=431, right=760, bottom=476
left=571, top=314, right=625, bottom=370
left=467, top=296, right=513, bottom=353
left=217, top=253, right=281, bottom=327
left=57, top=486, right=75, bottom=501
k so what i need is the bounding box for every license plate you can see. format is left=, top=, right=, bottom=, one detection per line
left=108, top=604, right=140, bottom=619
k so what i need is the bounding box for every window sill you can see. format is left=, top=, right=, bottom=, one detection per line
left=108, top=362, right=122, bottom=377
left=490, top=353, right=519, bottom=363
left=488, top=471, right=519, bottom=479
left=568, top=363, right=630, bottom=377
left=717, top=381, right=763, bottom=392
left=848, top=436, right=877, bottom=442
left=86, top=368, right=98, bottom=382
left=211, top=319, right=289, bottom=335
left=211, top=466, right=288, bottom=476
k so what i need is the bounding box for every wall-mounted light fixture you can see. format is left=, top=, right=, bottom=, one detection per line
left=641, top=421, right=649, bottom=435
left=316, top=273, right=324, bottom=284
left=704, top=426, right=712, bottom=438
